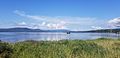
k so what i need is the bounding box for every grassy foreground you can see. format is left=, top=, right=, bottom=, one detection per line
left=1, top=38, right=120, bottom=58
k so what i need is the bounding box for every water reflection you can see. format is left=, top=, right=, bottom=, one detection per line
left=0, top=32, right=120, bottom=42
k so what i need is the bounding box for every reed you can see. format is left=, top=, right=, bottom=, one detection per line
left=0, top=38, right=120, bottom=58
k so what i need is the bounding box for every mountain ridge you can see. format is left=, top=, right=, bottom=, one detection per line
left=0, top=27, right=70, bottom=32
left=0, top=27, right=120, bottom=33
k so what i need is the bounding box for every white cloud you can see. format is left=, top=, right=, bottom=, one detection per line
left=14, top=10, right=95, bottom=22
left=91, top=26, right=103, bottom=30
left=14, top=10, right=46, bottom=20
left=41, top=22, right=46, bottom=26
left=16, top=22, right=27, bottom=27
left=18, top=22, right=27, bottom=26
left=15, top=21, right=67, bottom=29
left=108, top=17, right=120, bottom=27
left=46, top=23, right=66, bottom=29
left=15, top=22, right=31, bottom=28
left=14, top=10, right=107, bottom=30
left=40, top=21, right=67, bottom=29
left=14, top=10, right=26, bottom=16
left=14, top=10, right=69, bottom=29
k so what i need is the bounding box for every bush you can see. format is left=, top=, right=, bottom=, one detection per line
left=0, top=42, right=13, bottom=58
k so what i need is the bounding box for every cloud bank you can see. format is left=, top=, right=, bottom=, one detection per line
left=108, top=17, right=120, bottom=27
left=14, top=10, right=109, bottom=30
left=14, top=10, right=68, bottom=29
left=91, top=26, right=104, bottom=30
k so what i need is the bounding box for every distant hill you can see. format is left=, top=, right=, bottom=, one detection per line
left=0, top=27, right=120, bottom=33
left=44, top=29, right=70, bottom=32
left=70, top=29, right=120, bottom=33
left=0, top=27, right=70, bottom=32
left=83, top=29, right=120, bottom=33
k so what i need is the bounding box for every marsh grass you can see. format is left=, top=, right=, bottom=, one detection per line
left=1, top=38, right=120, bottom=58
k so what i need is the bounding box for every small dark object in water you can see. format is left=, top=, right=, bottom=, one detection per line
left=67, top=32, right=70, bottom=34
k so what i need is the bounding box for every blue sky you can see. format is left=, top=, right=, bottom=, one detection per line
left=0, top=0, right=120, bottom=30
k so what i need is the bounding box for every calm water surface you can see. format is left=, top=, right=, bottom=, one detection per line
left=0, top=32, right=120, bottom=42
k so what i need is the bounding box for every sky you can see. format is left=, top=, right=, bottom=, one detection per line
left=0, top=0, right=120, bottom=31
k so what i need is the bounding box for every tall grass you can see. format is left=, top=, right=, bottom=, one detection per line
left=1, top=38, right=120, bottom=58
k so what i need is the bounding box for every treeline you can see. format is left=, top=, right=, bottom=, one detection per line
left=85, top=29, right=120, bottom=33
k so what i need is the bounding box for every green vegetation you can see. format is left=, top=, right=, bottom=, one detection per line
left=1, top=38, right=120, bottom=58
